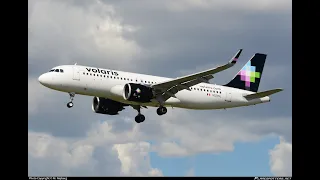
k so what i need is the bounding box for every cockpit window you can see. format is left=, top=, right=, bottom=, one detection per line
left=49, top=68, right=64, bottom=72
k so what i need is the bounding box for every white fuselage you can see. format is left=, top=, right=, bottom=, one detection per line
left=38, top=65, right=270, bottom=110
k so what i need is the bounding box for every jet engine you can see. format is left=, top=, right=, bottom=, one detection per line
left=92, top=97, right=127, bottom=115
left=123, top=83, right=154, bottom=103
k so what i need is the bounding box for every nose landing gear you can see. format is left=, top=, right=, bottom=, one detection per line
left=67, top=92, right=75, bottom=108
left=67, top=102, right=73, bottom=108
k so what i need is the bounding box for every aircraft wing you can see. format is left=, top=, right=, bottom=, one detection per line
left=151, top=49, right=243, bottom=101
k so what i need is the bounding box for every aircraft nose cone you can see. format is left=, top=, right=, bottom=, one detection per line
left=38, top=73, right=49, bottom=86
left=38, top=74, right=44, bottom=84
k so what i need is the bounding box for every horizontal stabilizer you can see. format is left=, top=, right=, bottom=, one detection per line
left=244, top=88, right=283, bottom=100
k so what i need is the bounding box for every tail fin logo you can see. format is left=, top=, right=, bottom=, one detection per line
left=238, top=61, right=261, bottom=89
left=224, top=53, right=266, bottom=92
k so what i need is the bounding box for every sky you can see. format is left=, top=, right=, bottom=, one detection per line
left=28, top=0, right=292, bottom=177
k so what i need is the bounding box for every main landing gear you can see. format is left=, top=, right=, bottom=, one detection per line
left=133, top=105, right=168, bottom=123
left=134, top=106, right=145, bottom=123
left=132, top=106, right=167, bottom=124
left=67, top=92, right=75, bottom=108
left=156, top=106, right=167, bottom=116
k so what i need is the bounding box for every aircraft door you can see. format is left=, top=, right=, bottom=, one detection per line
left=72, top=66, right=80, bottom=80
left=226, top=92, right=232, bottom=102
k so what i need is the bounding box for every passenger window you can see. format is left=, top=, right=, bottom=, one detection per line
left=55, top=69, right=59, bottom=72
left=94, top=74, right=96, bottom=76
left=83, top=72, right=85, bottom=75
left=104, top=75, right=105, bottom=77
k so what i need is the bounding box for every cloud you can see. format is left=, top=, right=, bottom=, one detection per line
left=113, top=143, right=163, bottom=176
left=145, top=109, right=291, bottom=157
left=28, top=78, right=57, bottom=115
left=28, top=122, right=162, bottom=176
left=269, top=137, right=292, bottom=176
left=28, top=99, right=291, bottom=176
left=28, top=0, right=142, bottom=76
left=166, top=0, right=291, bottom=12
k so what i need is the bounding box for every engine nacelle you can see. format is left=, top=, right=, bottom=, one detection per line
left=92, top=97, right=126, bottom=115
left=123, top=83, right=154, bottom=103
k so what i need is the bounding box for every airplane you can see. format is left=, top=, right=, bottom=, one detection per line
left=38, top=49, right=283, bottom=123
